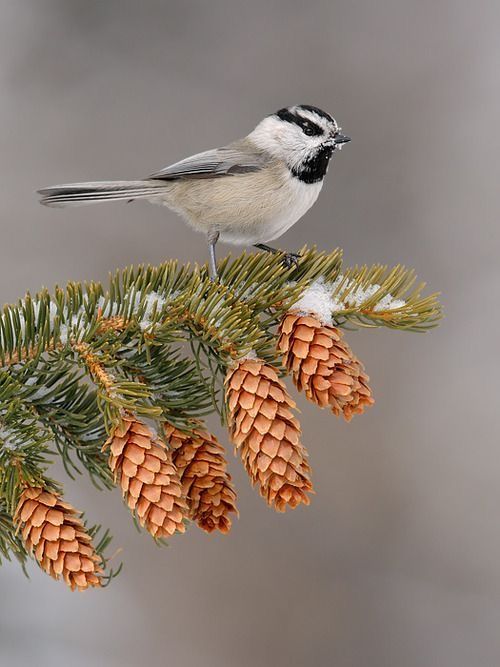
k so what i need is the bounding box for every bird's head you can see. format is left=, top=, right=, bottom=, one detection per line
left=249, top=104, right=350, bottom=183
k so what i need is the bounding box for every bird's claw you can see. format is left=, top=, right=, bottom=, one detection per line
left=282, top=252, right=301, bottom=269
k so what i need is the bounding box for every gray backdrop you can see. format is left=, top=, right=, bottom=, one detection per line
left=0, top=2, right=499, bottom=666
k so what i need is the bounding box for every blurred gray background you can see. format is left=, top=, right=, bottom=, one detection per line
left=0, top=1, right=499, bottom=666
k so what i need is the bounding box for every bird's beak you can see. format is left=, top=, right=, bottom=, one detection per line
left=333, top=133, right=351, bottom=145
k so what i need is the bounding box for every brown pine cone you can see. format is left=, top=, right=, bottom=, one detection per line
left=165, top=424, right=238, bottom=534
left=225, top=358, right=313, bottom=512
left=103, top=414, right=187, bottom=538
left=278, top=312, right=374, bottom=421
left=14, top=486, right=103, bottom=591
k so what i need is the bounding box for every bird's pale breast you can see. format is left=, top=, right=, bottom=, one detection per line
left=155, top=162, right=323, bottom=245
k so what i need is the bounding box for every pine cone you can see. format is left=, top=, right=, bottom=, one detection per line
left=14, top=486, right=103, bottom=591
left=165, top=424, right=238, bottom=534
left=104, top=414, right=187, bottom=538
left=278, top=312, right=374, bottom=421
left=225, top=358, right=313, bottom=512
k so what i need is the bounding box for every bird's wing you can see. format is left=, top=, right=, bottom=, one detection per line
left=147, top=144, right=266, bottom=181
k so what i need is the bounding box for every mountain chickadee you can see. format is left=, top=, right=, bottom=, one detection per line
left=38, top=105, right=350, bottom=279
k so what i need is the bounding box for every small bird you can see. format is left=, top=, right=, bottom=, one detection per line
left=38, top=105, right=350, bottom=279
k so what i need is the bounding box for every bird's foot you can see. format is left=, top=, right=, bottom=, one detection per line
left=254, top=243, right=301, bottom=269
left=281, top=251, right=301, bottom=269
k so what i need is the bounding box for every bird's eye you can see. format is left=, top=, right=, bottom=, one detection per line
left=300, top=120, right=323, bottom=137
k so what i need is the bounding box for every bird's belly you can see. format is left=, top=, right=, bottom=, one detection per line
left=165, top=174, right=323, bottom=246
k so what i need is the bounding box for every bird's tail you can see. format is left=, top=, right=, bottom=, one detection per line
left=38, top=180, right=169, bottom=207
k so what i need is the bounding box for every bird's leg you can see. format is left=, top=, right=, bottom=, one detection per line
left=207, top=230, right=220, bottom=281
left=254, top=243, right=301, bottom=268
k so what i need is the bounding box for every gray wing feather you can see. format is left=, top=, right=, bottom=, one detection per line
left=148, top=143, right=267, bottom=181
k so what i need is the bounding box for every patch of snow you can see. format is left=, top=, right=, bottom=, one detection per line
left=0, top=426, right=24, bottom=450
left=344, top=283, right=381, bottom=307
left=139, top=291, right=167, bottom=331
left=127, top=290, right=143, bottom=313
left=236, top=349, right=258, bottom=363
left=373, top=295, right=406, bottom=311
left=59, top=324, right=69, bottom=345
left=49, top=302, right=59, bottom=326
left=291, top=274, right=407, bottom=322
left=97, top=295, right=119, bottom=318
left=59, top=306, right=88, bottom=344
left=290, top=277, right=335, bottom=325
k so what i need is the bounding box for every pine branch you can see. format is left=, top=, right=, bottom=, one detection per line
left=0, top=373, right=55, bottom=513
left=8, top=358, right=111, bottom=488
left=327, top=264, right=441, bottom=330
left=0, top=246, right=442, bottom=589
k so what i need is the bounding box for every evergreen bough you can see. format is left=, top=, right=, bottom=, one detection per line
left=0, top=247, right=441, bottom=588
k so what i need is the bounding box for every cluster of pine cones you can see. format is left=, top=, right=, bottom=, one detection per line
left=14, top=311, right=373, bottom=591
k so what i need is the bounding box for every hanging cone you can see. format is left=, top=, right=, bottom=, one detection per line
left=13, top=486, right=103, bottom=591
left=103, top=414, right=187, bottom=538
left=225, top=358, right=313, bottom=512
left=165, top=424, right=238, bottom=534
left=278, top=312, right=374, bottom=421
